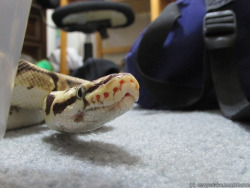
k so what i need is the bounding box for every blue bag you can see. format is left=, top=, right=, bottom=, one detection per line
left=126, top=0, right=250, bottom=120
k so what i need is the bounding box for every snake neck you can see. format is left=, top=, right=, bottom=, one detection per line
left=11, top=60, right=89, bottom=109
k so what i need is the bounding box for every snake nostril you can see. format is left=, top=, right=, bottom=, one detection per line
left=125, top=93, right=131, bottom=97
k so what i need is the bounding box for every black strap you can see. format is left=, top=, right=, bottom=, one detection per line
left=204, top=0, right=250, bottom=120
left=137, top=2, right=212, bottom=109
left=205, top=0, right=234, bottom=12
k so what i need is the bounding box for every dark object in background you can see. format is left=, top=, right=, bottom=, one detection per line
left=72, top=58, right=120, bottom=81
left=52, top=1, right=134, bottom=38
left=36, top=0, right=59, bottom=9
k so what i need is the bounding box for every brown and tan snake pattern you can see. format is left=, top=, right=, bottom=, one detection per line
left=7, top=60, right=139, bottom=133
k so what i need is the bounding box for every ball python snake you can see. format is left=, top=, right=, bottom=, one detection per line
left=7, top=60, right=139, bottom=133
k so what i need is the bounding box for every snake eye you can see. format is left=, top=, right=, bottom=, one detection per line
left=76, top=86, right=86, bottom=100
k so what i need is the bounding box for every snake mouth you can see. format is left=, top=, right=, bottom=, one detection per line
left=84, top=90, right=138, bottom=113
left=69, top=83, right=138, bottom=126
left=84, top=73, right=139, bottom=110
left=72, top=92, right=135, bottom=120
left=66, top=91, right=136, bottom=132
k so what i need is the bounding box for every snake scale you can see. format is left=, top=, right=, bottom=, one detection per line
left=7, top=60, right=139, bottom=133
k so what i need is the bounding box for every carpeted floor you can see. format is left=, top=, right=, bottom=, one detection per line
left=0, top=105, right=249, bottom=188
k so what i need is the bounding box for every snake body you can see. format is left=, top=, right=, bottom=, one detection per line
left=7, top=60, right=139, bottom=132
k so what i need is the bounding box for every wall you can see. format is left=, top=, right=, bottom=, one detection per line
left=102, top=12, right=150, bottom=66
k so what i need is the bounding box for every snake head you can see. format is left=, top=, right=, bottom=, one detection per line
left=43, top=73, right=139, bottom=133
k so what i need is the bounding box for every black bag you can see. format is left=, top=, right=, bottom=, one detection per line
left=126, top=0, right=250, bottom=121
left=72, top=58, right=120, bottom=81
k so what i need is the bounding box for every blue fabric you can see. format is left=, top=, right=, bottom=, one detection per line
left=125, top=0, right=250, bottom=109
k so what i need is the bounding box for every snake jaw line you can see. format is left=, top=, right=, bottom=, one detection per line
left=85, top=74, right=139, bottom=109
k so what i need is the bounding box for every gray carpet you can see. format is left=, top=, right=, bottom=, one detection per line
left=0, top=105, right=250, bottom=188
